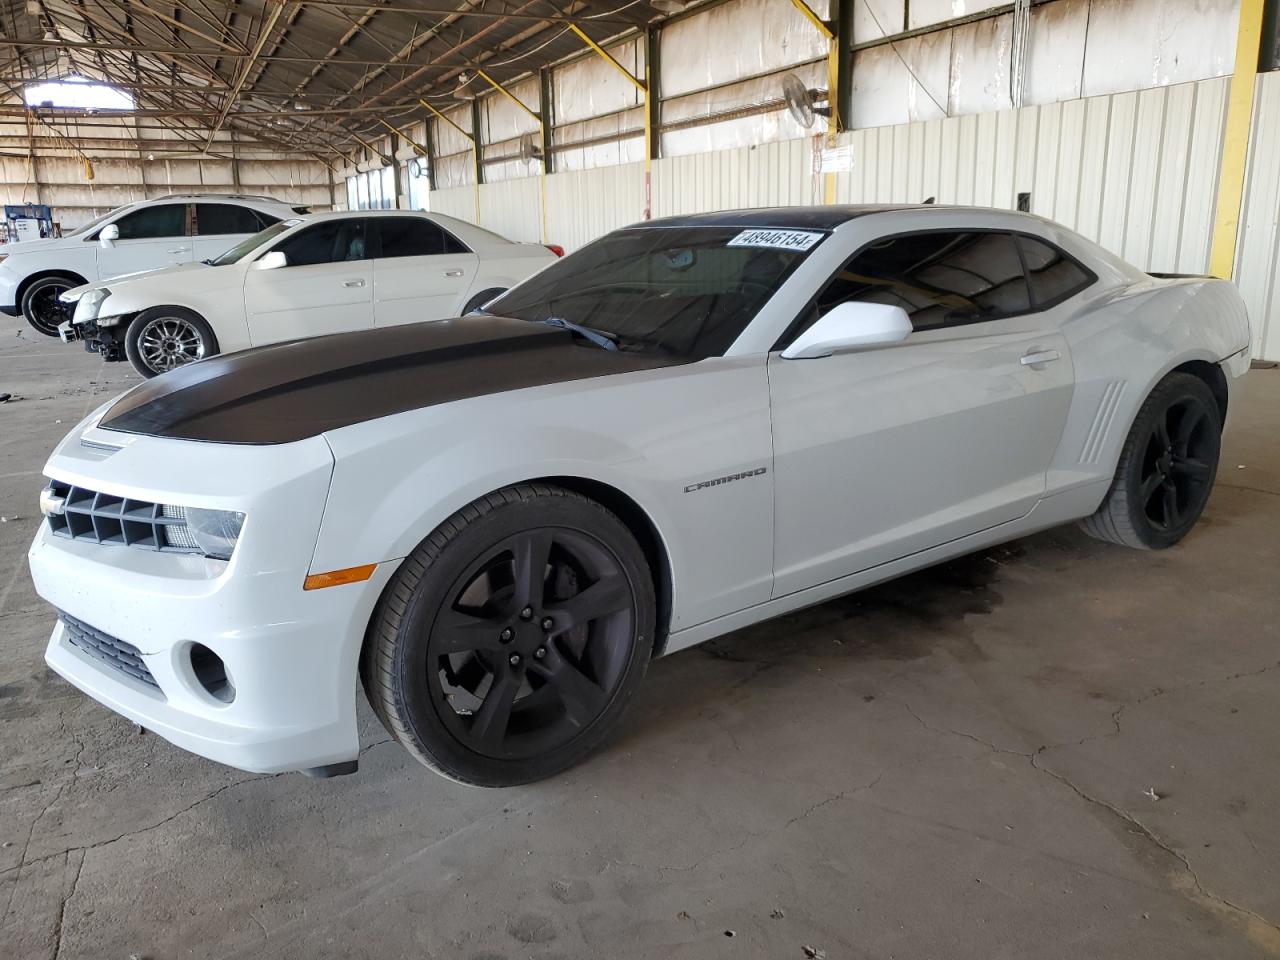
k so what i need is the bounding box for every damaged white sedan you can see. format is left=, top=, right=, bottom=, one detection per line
left=29, top=204, right=1250, bottom=786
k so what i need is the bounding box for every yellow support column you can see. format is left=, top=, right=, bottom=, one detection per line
left=1209, top=0, right=1267, bottom=279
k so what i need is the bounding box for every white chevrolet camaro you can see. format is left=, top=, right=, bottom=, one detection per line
left=60, top=209, right=560, bottom=377
left=28, top=205, right=1251, bottom=786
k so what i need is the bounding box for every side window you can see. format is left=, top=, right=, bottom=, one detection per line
left=112, top=204, right=188, bottom=240
left=376, top=217, right=447, bottom=258
left=1017, top=235, right=1094, bottom=307
left=275, top=219, right=369, bottom=267
left=813, top=231, right=1031, bottom=331
left=195, top=203, right=271, bottom=236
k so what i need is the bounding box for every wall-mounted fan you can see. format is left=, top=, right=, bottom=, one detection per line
left=781, top=73, right=831, bottom=129
left=518, top=132, right=543, bottom=164
left=409, top=157, right=428, bottom=178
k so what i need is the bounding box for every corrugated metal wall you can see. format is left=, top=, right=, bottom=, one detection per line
left=429, top=73, right=1280, bottom=360
left=1238, top=71, right=1280, bottom=361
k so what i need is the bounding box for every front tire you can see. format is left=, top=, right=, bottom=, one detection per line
left=362, top=483, right=655, bottom=786
left=21, top=275, right=78, bottom=336
left=1080, top=372, right=1222, bottom=549
left=124, top=306, right=219, bottom=378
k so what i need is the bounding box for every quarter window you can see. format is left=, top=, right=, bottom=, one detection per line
left=813, top=231, right=1031, bottom=331
left=112, top=204, right=188, bottom=240
left=1017, top=235, right=1094, bottom=307
left=275, top=219, right=369, bottom=267
left=376, top=217, right=469, bottom=258
left=195, top=203, right=275, bottom=236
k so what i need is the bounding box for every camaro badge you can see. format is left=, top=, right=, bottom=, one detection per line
left=684, top=467, right=767, bottom=493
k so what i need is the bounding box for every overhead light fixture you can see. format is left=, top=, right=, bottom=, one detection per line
left=454, top=71, right=476, bottom=100
left=651, top=0, right=693, bottom=13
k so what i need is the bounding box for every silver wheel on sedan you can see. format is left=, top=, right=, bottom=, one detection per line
left=124, top=306, right=219, bottom=379
left=137, top=316, right=206, bottom=372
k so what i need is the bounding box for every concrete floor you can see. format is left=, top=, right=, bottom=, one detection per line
left=1, top=327, right=1277, bottom=960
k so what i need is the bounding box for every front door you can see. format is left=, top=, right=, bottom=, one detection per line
left=243, top=218, right=374, bottom=345
left=371, top=216, right=479, bottom=326
left=95, top=202, right=193, bottom=279
left=768, top=230, right=1076, bottom=597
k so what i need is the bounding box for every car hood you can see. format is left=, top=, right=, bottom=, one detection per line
left=97, top=316, right=688, bottom=444
left=2, top=236, right=67, bottom=256
left=66, top=261, right=211, bottom=301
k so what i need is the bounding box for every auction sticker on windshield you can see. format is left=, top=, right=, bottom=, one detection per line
left=727, top=229, right=824, bottom=252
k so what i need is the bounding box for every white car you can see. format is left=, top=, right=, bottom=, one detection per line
left=61, top=210, right=562, bottom=378
left=28, top=205, right=1250, bottom=787
left=0, top=194, right=304, bottom=336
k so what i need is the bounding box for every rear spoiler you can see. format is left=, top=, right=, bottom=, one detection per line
left=1148, top=272, right=1214, bottom=280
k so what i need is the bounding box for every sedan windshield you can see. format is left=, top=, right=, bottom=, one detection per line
left=207, top=219, right=299, bottom=266
left=484, top=225, right=823, bottom=359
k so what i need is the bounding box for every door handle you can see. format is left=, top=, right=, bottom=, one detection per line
left=443, top=269, right=465, bottom=277
left=342, top=279, right=365, bottom=288
left=167, top=246, right=189, bottom=254
left=1020, top=349, right=1061, bottom=367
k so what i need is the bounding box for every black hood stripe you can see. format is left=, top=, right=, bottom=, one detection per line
left=100, top=316, right=686, bottom=444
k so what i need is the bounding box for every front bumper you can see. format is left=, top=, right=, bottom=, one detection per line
left=28, top=422, right=392, bottom=775
left=0, top=303, right=17, bottom=318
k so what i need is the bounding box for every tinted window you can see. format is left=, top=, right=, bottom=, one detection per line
left=1018, top=235, right=1094, bottom=306
left=812, top=231, right=1030, bottom=331
left=196, top=203, right=275, bottom=236
left=113, top=204, right=188, bottom=240
left=486, top=225, right=819, bottom=359
left=377, top=217, right=448, bottom=258
left=275, top=219, right=369, bottom=267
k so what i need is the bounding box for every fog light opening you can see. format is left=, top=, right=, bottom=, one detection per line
left=190, top=643, right=235, bottom=703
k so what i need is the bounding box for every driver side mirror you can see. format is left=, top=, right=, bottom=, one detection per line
left=97, top=223, right=119, bottom=249
left=255, top=250, right=287, bottom=271
left=781, top=302, right=912, bottom=360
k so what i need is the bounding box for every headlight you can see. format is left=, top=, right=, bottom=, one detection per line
left=161, top=506, right=245, bottom=560
left=72, top=287, right=110, bottom=324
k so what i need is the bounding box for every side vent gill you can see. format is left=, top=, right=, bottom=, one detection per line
left=1079, top=380, right=1126, bottom=464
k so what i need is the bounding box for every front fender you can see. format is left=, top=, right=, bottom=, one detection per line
left=310, top=358, right=776, bottom=634
left=314, top=421, right=683, bottom=600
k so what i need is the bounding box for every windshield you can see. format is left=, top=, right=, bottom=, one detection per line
left=67, top=208, right=128, bottom=239
left=207, top=219, right=300, bottom=266
left=483, top=225, right=823, bottom=359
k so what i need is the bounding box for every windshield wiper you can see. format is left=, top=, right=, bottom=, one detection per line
left=540, top=316, right=617, bottom=352
left=201, top=258, right=217, bottom=266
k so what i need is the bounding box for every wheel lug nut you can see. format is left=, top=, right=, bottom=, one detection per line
left=499, top=627, right=513, bottom=642
left=541, top=617, right=553, bottom=631
left=519, top=606, right=533, bottom=620
left=534, top=647, right=546, bottom=659
left=509, top=653, right=522, bottom=667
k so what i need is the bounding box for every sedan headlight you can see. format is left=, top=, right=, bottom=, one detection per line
left=72, top=287, right=110, bottom=324
left=161, top=506, right=245, bottom=560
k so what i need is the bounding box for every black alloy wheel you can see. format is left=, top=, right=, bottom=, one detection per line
left=1080, top=371, right=1222, bottom=549
left=427, top=526, right=635, bottom=761
left=1136, top=392, right=1217, bottom=533
left=22, top=276, right=76, bottom=336
left=364, top=484, right=655, bottom=786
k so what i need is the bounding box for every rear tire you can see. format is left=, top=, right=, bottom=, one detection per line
left=1079, top=372, right=1221, bottom=549
left=362, top=483, right=655, bottom=786
left=20, top=275, right=78, bottom=336
left=124, top=306, right=219, bottom=378
left=462, top=287, right=507, bottom=315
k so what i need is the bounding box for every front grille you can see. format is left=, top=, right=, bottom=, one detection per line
left=60, top=611, right=159, bottom=689
left=44, top=481, right=199, bottom=553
